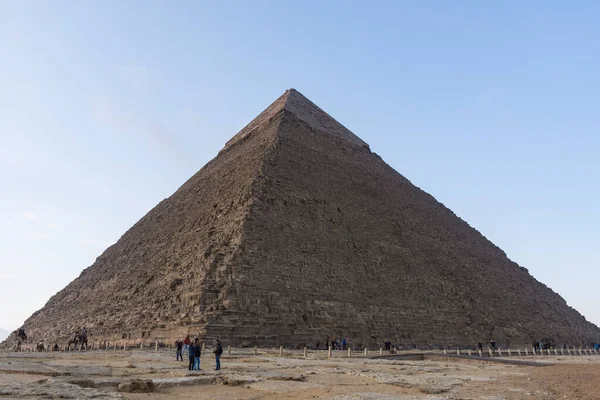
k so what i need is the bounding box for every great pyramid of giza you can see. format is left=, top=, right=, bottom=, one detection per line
left=4, top=89, right=598, bottom=349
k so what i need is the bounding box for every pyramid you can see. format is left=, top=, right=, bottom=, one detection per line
left=5, top=89, right=598, bottom=349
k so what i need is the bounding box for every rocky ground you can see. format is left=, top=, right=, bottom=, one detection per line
left=0, top=349, right=598, bottom=399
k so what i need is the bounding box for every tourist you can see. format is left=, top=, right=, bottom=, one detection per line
left=194, top=338, right=201, bottom=370
left=175, top=339, right=183, bottom=361
left=342, top=338, right=347, bottom=350
left=477, top=342, right=483, bottom=351
left=214, top=339, right=223, bottom=371
left=188, top=341, right=196, bottom=371
left=490, top=339, right=496, bottom=350
left=184, top=334, right=191, bottom=353
left=384, top=339, right=391, bottom=351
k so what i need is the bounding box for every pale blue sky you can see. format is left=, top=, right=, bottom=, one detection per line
left=1, top=1, right=598, bottom=331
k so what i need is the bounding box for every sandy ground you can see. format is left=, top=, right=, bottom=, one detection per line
left=0, top=349, right=598, bottom=399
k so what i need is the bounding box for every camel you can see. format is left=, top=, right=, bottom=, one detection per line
left=67, top=333, right=88, bottom=351
left=13, top=328, right=27, bottom=352
left=67, top=335, right=80, bottom=351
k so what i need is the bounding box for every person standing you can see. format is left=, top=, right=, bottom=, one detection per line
left=214, top=340, right=223, bottom=371
left=193, top=338, right=201, bottom=370
left=175, top=340, right=183, bottom=361
left=183, top=335, right=191, bottom=353
left=188, top=341, right=196, bottom=371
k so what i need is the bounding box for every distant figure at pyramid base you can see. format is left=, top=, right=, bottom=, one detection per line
left=2, top=89, right=597, bottom=350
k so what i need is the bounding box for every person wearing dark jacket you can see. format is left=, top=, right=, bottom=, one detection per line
left=193, top=338, right=201, bottom=370
left=175, top=340, right=183, bottom=361
left=214, top=340, right=223, bottom=371
left=188, top=342, right=196, bottom=371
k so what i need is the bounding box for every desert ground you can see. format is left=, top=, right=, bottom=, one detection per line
left=1, top=348, right=598, bottom=399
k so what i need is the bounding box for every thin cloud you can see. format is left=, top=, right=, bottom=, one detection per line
left=47, top=222, right=61, bottom=230
left=27, top=231, right=52, bottom=239
left=0, top=273, right=18, bottom=280
left=145, top=122, right=193, bottom=165
left=20, top=211, right=37, bottom=221
left=92, top=96, right=192, bottom=165
left=90, top=66, right=193, bottom=166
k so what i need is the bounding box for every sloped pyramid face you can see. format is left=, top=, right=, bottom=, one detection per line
left=5, top=89, right=598, bottom=348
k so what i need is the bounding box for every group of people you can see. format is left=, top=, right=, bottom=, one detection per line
left=533, top=341, right=547, bottom=351
left=175, top=335, right=223, bottom=371
left=477, top=339, right=563, bottom=351
left=329, top=338, right=347, bottom=350
left=476, top=340, right=499, bottom=350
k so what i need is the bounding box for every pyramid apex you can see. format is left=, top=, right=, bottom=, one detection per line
left=281, top=89, right=369, bottom=148
left=224, top=89, right=369, bottom=151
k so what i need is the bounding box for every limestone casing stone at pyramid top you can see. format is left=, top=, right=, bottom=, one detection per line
left=224, top=88, right=369, bottom=151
